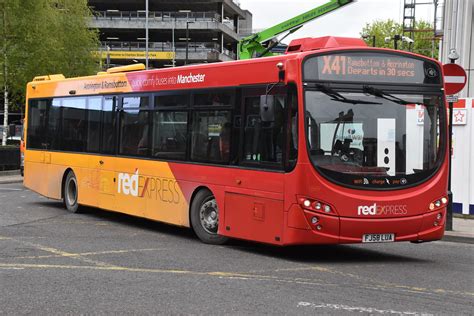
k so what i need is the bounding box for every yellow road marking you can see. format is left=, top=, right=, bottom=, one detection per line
left=12, top=248, right=163, bottom=260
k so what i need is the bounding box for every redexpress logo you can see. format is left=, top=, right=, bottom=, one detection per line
left=357, top=203, right=408, bottom=216
left=358, top=203, right=377, bottom=215
left=118, top=169, right=139, bottom=197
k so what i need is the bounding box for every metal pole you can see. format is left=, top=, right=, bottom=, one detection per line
left=446, top=57, right=455, bottom=231
left=185, top=21, right=190, bottom=65
left=145, top=0, right=149, bottom=69
left=2, top=7, right=8, bottom=146
left=372, top=35, right=376, bottom=47
left=172, top=18, right=175, bottom=67
left=106, top=45, right=111, bottom=69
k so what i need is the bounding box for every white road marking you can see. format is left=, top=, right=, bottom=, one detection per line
left=297, top=302, right=433, bottom=316
left=0, top=188, right=23, bottom=191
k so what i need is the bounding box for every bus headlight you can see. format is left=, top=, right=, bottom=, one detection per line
left=298, top=196, right=337, bottom=215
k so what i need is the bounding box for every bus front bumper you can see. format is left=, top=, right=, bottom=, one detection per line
left=283, top=204, right=445, bottom=245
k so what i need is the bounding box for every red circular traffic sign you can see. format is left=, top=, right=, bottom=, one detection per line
left=443, top=63, right=467, bottom=95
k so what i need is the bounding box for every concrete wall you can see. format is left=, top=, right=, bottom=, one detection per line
left=441, top=0, right=474, bottom=97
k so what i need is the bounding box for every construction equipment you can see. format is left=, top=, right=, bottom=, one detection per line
left=237, top=0, right=354, bottom=59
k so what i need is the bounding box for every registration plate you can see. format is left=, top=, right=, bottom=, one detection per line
left=362, top=233, right=395, bottom=243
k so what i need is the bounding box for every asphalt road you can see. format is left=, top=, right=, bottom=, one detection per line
left=0, top=182, right=473, bottom=315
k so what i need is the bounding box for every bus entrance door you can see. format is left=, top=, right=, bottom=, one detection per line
left=98, top=157, right=116, bottom=210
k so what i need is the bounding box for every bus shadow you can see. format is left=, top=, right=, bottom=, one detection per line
left=77, top=205, right=197, bottom=240
left=28, top=201, right=432, bottom=264
left=226, top=240, right=431, bottom=264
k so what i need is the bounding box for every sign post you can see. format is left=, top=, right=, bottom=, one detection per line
left=443, top=58, right=467, bottom=231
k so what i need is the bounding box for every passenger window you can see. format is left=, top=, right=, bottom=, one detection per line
left=61, top=97, right=87, bottom=152
left=123, top=96, right=149, bottom=109
left=27, top=99, right=51, bottom=149
left=152, top=111, right=188, bottom=160
left=155, top=93, right=188, bottom=107
left=193, top=90, right=234, bottom=107
left=101, top=97, right=116, bottom=154
left=119, top=96, right=150, bottom=156
left=242, top=87, right=286, bottom=168
left=87, top=97, right=102, bottom=153
left=191, top=111, right=232, bottom=163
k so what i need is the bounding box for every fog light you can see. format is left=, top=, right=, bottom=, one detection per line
left=311, top=216, right=319, bottom=224
left=434, top=200, right=441, bottom=208
left=316, top=225, right=322, bottom=231
left=324, top=205, right=331, bottom=213
left=314, top=202, right=322, bottom=210
left=303, top=199, right=311, bottom=207
left=441, top=197, right=448, bottom=204
left=433, top=221, right=439, bottom=226
left=437, top=213, right=442, bottom=220
left=429, top=203, right=435, bottom=210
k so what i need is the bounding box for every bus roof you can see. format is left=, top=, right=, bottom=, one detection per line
left=27, top=36, right=441, bottom=99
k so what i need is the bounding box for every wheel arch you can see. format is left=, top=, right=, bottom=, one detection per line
left=188, top=185, right=212, bottom=226
left=61, top=167, right=74, bottom=200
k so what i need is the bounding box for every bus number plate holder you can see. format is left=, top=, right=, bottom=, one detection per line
left=362, top=233, right=395, bottom=243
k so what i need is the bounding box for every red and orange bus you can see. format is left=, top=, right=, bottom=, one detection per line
left=24, top=36, right=448, bottom=245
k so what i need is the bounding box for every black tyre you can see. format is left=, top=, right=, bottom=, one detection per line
left=190, top=189, right=228, bottom=245
left=63, top=171, right=79, bottom=213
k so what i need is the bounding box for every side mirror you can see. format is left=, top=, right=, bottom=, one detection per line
left=260, top=95, right=275, bottom=122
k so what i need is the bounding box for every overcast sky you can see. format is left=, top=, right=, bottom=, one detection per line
left=237, top=0, right=434, bottom=43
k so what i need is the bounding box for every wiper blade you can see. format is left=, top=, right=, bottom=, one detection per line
left=363, top=86, right=411, bottom=105
left=316, top=84, right=382, bottom=105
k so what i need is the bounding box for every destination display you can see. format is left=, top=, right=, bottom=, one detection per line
left=304, top=52, right=441, bottom=84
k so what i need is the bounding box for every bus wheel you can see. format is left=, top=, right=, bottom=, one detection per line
left=190, top=189, right=228, bottom=245
left=63, top=171, right=79, bottom=213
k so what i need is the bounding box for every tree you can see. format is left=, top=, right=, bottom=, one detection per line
left=360, top=19, right=439, bottom=59
left=1, top=0, right=99, bottom=144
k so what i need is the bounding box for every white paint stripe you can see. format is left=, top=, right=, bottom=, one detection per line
left=297, top=302, right=433, bottom=316
left=445, top=76, right=466, bottom=83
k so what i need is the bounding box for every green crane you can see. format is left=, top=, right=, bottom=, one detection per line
left=237, top=0, right=354, bottom=60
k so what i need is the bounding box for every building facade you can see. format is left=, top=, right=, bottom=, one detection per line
left=440, top=0, right=473, bottom=97
left=89, top=0, right=252, bottom=68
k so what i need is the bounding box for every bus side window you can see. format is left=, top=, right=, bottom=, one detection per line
left=241, top=86, right=286, bottom=169
left=190, top=110, right=232, bottom=163
left=152, top=111, right=188, bottom=160
left=119, top=96, right=150, bottom=157
left=287, top=86, right=298, bottom=170
left=27, top=99, right=51, bottom=150
left=61, top=97, right=87, bottom=152
left=87, top=97, right=102, bottom=153
left=101, top=97, right=116, bottom=155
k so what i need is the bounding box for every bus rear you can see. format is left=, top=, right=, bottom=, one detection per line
left=283, top=48, right=447, bottom=244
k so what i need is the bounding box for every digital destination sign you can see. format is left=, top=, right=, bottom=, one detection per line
left=303, top=52, right=441, bottom=85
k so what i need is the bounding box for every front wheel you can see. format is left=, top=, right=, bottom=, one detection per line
left=63, top=171, right=79, bottom=213
left=190, top=189, right=228, bottom=245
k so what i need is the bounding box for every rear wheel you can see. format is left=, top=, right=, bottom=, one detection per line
left=190, top=189, right=228, bottom=245
left=63, top=171, right=79, bottom=213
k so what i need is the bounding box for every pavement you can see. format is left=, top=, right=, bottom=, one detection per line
left=1, top=170, right=473, bottom=244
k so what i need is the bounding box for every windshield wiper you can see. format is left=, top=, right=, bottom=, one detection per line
left=363, top=86, right=411, bottom=105
left=315, top=84, right=382, bottom=105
